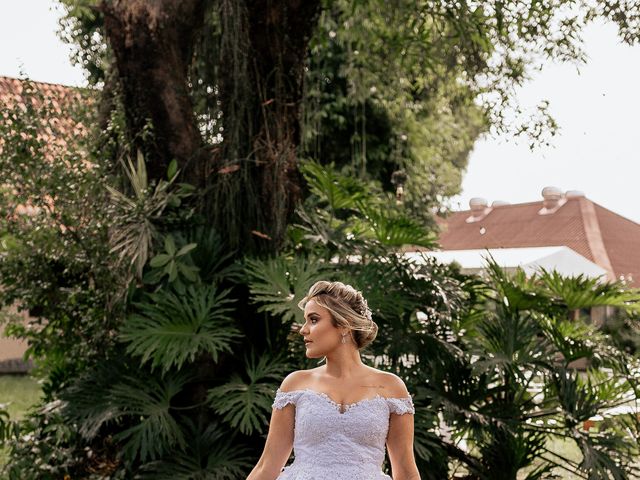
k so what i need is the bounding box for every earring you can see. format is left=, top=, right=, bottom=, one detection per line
left=341, top=333, right=347, bottom=344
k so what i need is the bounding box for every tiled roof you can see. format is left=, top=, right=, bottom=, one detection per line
left=0, top=75, right=89, bottom=154
left=1, top=76, right=93, bottom=219
left=431, top=196, right=640, bottom=287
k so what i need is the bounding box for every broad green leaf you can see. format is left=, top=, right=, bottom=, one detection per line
left=120, top=285, right=243, bottom=373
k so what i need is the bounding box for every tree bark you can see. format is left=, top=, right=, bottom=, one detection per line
left=101, top=0, right=322, bottom=253
left=213, top=0, right=322, bottom=252
left=101, top=0, right=208, bottom=186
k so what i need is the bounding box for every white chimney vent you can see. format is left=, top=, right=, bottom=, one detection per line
left=469, top=197, right=489, bottom=211
left=539, top=186, right=566, bottom=214
left=466, top=197, right=492, bottom=223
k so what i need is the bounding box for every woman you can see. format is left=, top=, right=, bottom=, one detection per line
left=247, top=281, right=421, bottom=480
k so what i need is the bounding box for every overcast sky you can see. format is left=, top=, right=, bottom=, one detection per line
left=1, top=2, right=639, bottom=223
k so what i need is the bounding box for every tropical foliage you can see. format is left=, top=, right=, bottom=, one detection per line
left=2, top=1, right=640, bottom=478
left=244, top=169, right=640, bottom=479
left=2, top=139, right=640, bottom=477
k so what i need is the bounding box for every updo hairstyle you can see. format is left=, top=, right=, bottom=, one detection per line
left=298, top=280, right=378, bottom=350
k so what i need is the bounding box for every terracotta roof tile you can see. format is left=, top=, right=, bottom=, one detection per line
left=433, top=197, right=640, bottom=287
left=0, top=76, right=90, bottom=155
left=0, top=76, right=93, bottom=219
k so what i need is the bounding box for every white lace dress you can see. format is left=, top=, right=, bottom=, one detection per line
left=271, top=388, right=415, bottom=479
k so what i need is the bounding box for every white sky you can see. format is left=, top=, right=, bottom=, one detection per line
left=1, top=2, right=639, bottom=223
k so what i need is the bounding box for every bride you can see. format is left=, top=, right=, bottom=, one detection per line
left=247, top=281, right=421, bottom=480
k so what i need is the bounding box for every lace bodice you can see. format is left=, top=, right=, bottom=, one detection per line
left=272, top=388, right=415, bottom=479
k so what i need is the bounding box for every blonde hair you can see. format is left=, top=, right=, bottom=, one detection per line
left=298, top=280, right=378, bottom=350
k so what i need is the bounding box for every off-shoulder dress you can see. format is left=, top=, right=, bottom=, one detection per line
left=271, top=387, right=415, bottom=479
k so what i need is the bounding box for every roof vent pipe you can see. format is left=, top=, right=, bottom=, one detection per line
left=466, top=197, right=492, bottom=223
left=542, top=186, right=563, bottom=209
left=469, top=197, right=489, bottom=213
left=538, top=186, right=567, bottom=215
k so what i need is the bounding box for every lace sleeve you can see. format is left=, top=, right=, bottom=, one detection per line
left=272, top=388, right=302, bottom=410
left=387, top=396, right=415, bottom=415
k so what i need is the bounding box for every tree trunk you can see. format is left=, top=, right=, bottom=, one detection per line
left=101, top=0, right=208, bottom=186
left=101, top=0, right=321, bottom=253
left=210, top=0, right=322, bottom=253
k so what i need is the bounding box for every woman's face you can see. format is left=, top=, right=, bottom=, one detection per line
left=299, top=299, right=344, bottom=358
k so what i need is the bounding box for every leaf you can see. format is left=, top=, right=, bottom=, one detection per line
left=178, top=262, right=199, bottom=282
left=167, top=261, right=178, bottom=282
left=60, top=365, right=191, bottom=463
left=244, top=255, right=328, bottom=324
left=298, top=160, right=368, bottom=212
left=167, top=159, right=178, bottom=181
left=538, top=268, right=640, bottom=313
left=112, top=373, right=188, bottom=463
left=120, top=285, right=243, bottom=373
left=176, top=242, right=197, bottom=257
left=360, top=205, right=437, bottom=249
left=149, top=253, right=171, bottom=268
left=138, top=419, right=253, bottom=480
left=207, top=351, right=290, bottom=435
left=164, top=235, right=177, bottom=256
left=183, top=225, right=242, bottom=284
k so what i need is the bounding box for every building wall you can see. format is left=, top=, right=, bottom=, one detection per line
left=0, top=306, right=30, bottom=372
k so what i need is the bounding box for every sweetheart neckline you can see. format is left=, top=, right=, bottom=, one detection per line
left=276, top=387, right=411, bottom=414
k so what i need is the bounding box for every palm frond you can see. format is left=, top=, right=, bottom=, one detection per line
left=538, top=316, right=602, bottom=364
left=537, top=269, right=640, bottom=312
left=359, top=205, right=437, bottom=249
left=474, top=311, right=548, bottom=375
left=482, top=256, right=552, bottom=313
left=137, top=419, right=253, bottom=479
left=120, top=285, right=243, bottom=373
left=244, top=255, right=328, bottom=324
left=575, top=433, right=636, bottom=480
left=207, top=351, right=290, bottom=435
left=61, top=364, right=191, bottom=463
left=551, top=368, right=628, bottom=430
left=299, top=160, right=368, bottom=212
left=477, top=430, right=550, bottom=479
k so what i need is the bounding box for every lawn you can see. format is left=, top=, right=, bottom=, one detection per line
left=0, top=374, right=42, bottom=469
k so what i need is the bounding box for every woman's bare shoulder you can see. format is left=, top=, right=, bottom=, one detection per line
left=279, top=368, right=320, bottom=392
left=366, top=367, right=410, bottom=398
